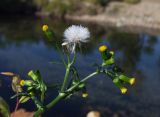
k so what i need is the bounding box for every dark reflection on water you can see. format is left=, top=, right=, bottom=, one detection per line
left=0, top=18, right=160, bottom=117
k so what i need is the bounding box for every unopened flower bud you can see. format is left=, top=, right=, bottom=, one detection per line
left=99, top=45, right=107, bottom=52
left=82, top=93, right=89, bottom=98
left=119, top=75, right=130, bottom=82
left=24, top=80, right=33, bottom=86
left=42, top=24, right=48, bottom=32
left=119, top=75, right=136, bottom=85
left=120, top=87, right=127, bottom=94
left=129, top=78, right=136, bottom=85
left=113, top=78, right=127, bottom=94
left=28, top=70, right=38, bottom=81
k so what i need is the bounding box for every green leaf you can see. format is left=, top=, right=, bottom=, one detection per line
left=27, top=87, right=33, bottom=90
left=0, top=97, right=10, bottom=117
left=19, top=96, right=30, bottom=103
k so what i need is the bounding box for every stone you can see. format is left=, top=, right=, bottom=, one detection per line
left=86, top=111, right=101, bottom=117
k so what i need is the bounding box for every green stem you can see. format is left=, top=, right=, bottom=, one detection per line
left=33, top=94, right=68, bottom=117
left=40, top=89, right=45, bottom=103
left=70, top=52, right=76, bottom=65
left=33, top=109, right=44, bottom=117
left=46, top=93, right=66, bottom=109
left=55, top=44, right=67, bottom=67
left=60, top=64, right=71, bottom=92
left=67, top=72, right=98, bottom=92
left=33, top=71, right=100, bottom=117
left=66, top=53, right=70, bottom=64
left=60, top=53, right=76, bottom=92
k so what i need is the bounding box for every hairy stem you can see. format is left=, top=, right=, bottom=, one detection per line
left=33, top=71, right=99, bottom=117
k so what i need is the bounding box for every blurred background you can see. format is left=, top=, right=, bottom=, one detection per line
left=0, top=0, right=160, bottom=117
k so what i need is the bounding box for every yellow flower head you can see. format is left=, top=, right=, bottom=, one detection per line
left=99, top=45, right=107, bottom=52
left=129, top=78, right=136, bottom=85
left=20, top=80, right=25, bottom=86
left=42, top=24, right=48, bottom=32
left=82, top=93, right=89, bottom=98
left=120, top=87, right=127, bottom=94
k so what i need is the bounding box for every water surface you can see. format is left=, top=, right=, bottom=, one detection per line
left=0, top=17, right=160, bottom=117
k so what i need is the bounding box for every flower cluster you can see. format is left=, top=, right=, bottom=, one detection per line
left=15, top=70, right=46, bottom=104
left=99, top=45, right=114, bottom=66
left=99, top=45, right=135, bottom=94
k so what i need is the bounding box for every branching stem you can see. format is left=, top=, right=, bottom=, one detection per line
left=33, top=71, right=100, bottom=117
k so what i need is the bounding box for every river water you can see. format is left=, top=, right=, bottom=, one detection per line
left=0, top=17, right=160, bottom=117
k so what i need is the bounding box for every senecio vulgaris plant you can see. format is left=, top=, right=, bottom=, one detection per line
left=1, top=25, right=135, bottom=117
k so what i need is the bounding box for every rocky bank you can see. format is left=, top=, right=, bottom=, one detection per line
left=65, top=0, right=160, bottom=35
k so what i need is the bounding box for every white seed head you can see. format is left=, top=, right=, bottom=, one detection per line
left=64, top=25, right=90, bottom=43
left=62, top=25, right=90, bottom=53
